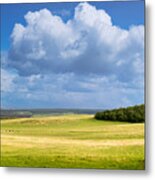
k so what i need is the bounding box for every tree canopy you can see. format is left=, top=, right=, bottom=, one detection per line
left=95, top=104, right=145, bottom=123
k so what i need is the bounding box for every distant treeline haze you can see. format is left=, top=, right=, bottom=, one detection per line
left=95, top=104, right=145, bottom=123
left=1, top=105, right=145, bottom=123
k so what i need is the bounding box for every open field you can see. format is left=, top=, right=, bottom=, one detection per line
left=1, top=114, right=145, bottom=169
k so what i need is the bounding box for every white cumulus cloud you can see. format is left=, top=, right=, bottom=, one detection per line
left=1, top=2, right=144, bottom=109
left=8, top=2, right=144, bottom=82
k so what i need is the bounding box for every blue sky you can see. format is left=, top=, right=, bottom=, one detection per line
left=1, top=1, right=145, bottom=109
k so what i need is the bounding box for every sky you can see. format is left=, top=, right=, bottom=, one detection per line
left=0, top=1, right=145, bottom=109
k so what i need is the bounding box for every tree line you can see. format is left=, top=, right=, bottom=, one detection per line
left=95, top=104, right=145, bottom=123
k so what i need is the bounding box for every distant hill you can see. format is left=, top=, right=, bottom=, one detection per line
left=95, top=104, right=145, bottom=123
left=0, top=108, right=101, bottom=119
left=0, top=110, right=33, bottom=119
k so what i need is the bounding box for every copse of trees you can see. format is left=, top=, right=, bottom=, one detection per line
left=95, top=104, right=145, bottom=123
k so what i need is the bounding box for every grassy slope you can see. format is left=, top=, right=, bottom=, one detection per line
left=1, top=114, right=145, bottom=169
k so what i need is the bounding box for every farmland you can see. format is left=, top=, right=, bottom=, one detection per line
left=1, top=114, right=145, bottom=169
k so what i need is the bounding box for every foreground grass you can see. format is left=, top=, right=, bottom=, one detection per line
left=1, top=114, right=145, bottom=169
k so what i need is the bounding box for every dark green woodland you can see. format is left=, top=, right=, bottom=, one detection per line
left=95, top=104, right=145, bottom=123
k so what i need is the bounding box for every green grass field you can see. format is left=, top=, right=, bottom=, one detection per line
left=1, top=114, right=145, bottom=169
